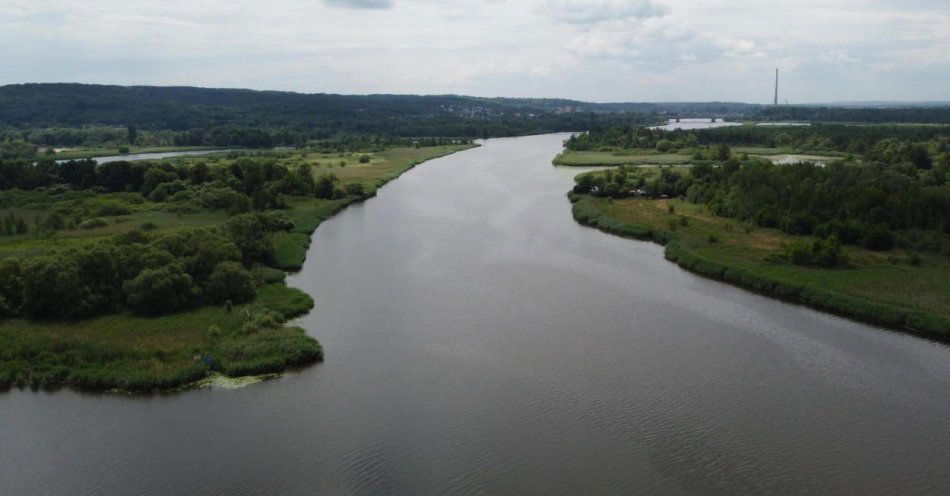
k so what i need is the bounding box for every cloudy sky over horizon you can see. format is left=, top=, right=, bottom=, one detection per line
left=1, top=0, right=948, bottom=103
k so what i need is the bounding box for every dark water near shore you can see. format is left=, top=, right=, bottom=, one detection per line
left=2, top=134, right=949, bottom=495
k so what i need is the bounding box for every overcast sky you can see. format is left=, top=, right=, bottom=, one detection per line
left=2, top=0, right=948, bottom=103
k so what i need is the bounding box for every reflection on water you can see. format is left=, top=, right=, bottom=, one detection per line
left=56, top=149, right=237, bottom=164
left=649, top=118, right=742, bottom=131
left=764, top=154, right=834, bottom=165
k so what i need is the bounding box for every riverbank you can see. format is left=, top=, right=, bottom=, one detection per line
left=0, top=143, right=477, bottom=393
left=0, top=282, right=319, bottom=392
left=570, top=194, right=950, bottom=341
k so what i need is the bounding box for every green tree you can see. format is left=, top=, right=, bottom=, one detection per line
left=190, top=162, right=211, bottom=184
left=20, top=254, right=86, bottom=319
left=123, top=264, right=197, bottom=315
left=345, top=182, right=366, bottom=197
left=153, top=228, right=242, bottom=286
left=127, top=124, right=138, bottom=145
left=716, top=143, right=732, bottom=161
left=314, top=173, right=339, bottom=199
left=225, top=214, right=274, bottom=265
left=141, top=166, right=178, bottom=196
left=205, top=261, right=256, bottom=304
left=655, top=140, right=673, bottom=152
left=0, top=259, right=23, bottom=317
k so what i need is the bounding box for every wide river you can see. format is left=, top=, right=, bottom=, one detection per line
left=2, top=134, right=949, bottom=495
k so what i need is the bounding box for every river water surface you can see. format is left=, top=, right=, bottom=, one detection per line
left=55, top=149, right=238, bottom=164
left=2, top=134, right=949, bottom=495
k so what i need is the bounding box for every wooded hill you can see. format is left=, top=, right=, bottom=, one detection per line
left=0, top=84, right=661, bottom=138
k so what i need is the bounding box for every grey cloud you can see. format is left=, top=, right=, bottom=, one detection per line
left=544, top=0, right=668, bottom=24
left=322, top=0, right=393, bottom=9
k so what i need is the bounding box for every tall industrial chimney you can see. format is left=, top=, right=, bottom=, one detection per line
left=773, top=68, right=779, bottom=106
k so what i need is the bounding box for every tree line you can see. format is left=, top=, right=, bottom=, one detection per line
left=0, top=84, right=661, bottom=145
left=567, top=123, right=950, bottom=158
left=0, top=213, right=289, bottom=319
left=754, top=106, right=950, bottom=124
left=572, top=126, right=950, bottom=259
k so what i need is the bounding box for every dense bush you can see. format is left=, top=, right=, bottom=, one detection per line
left=78, top=218, right=108, bottom=229
left=0, top=214, right=293, bottom=320
left=783, top=236, right=845, bottom=267
left=124, top=264, right=197, bottom=315
left=205, top=261, right=256, bottom=304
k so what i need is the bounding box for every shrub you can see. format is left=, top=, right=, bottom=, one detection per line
left=251, top=266, right=286, bottom=285
left=95, top=202, right=132, bottom=217
left=206, top=324, right=223, bottom=340
left=205, top=261, right=256, bottom=304
left=226, top=214, right=275, bottom=265
left=314, top=173, right=339, bottom=199
left=358, top=155, right=371, bottom=163
left=782, top=236, right=844, bottom=267
left=345, top=182, right=366, bottom=197
left=783, top=212, right=816, bottom=235
left=754, top=206, right=780, bottom=228
left=123, top=264, right=197, bottom=315
left=78, top=218, right=108, bottom=230
left=862, top=225, right=895, bottom=251
left=214, top=326, right=322, bottom=376
left=0, top=259, right=23, bottom=317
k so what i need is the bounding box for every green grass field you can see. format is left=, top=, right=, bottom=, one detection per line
left=571, top=195, right=950, bottom=339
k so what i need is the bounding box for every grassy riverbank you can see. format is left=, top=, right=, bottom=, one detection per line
left=0, top=282, right=318, bottom=391
left=0, top=143, right=476, bottom=392
left=570, top=194, right=950, bottom=340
